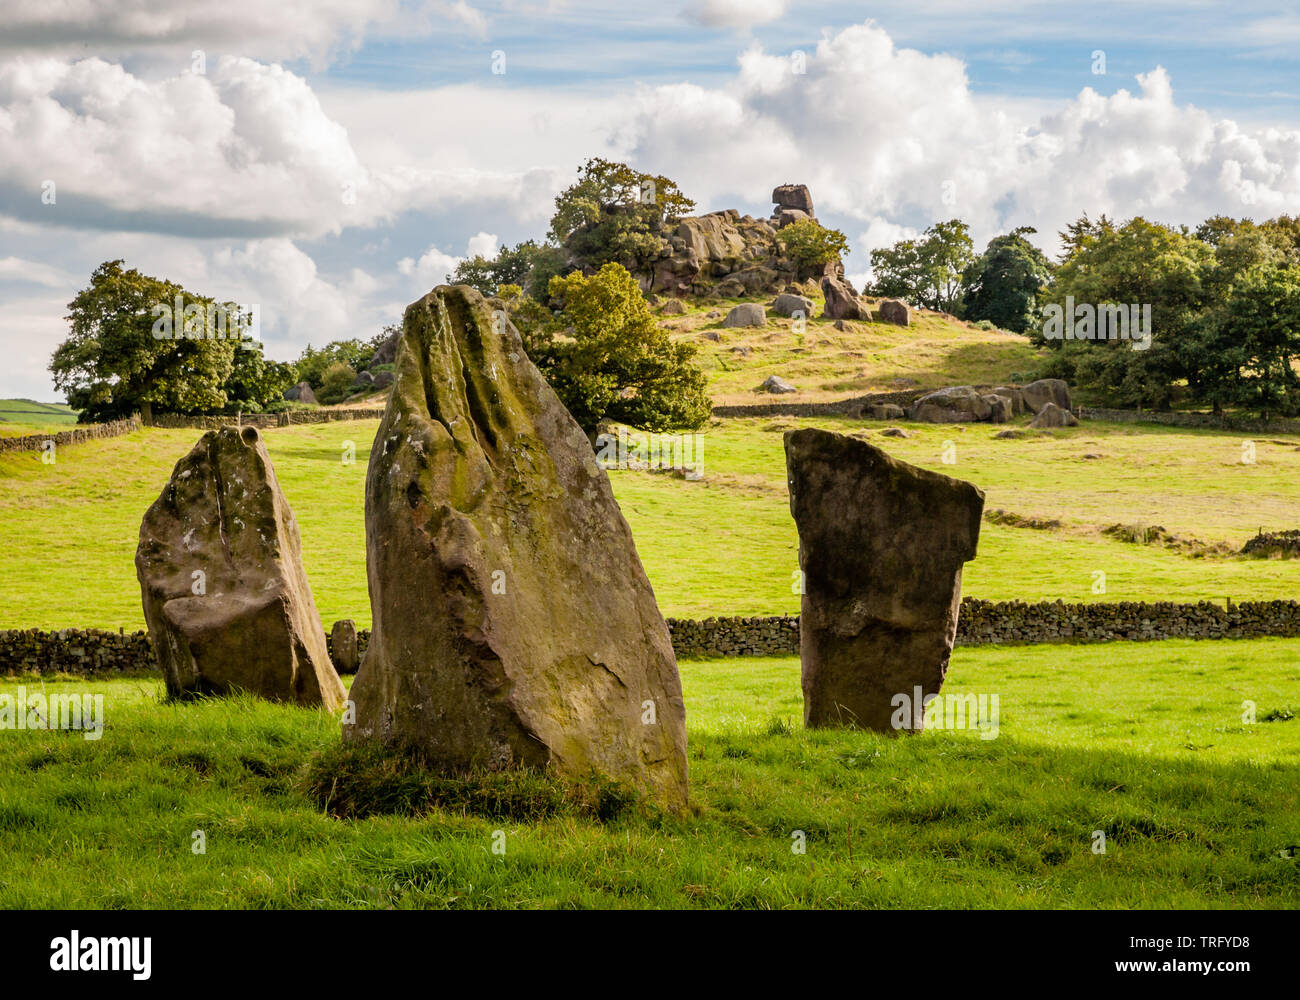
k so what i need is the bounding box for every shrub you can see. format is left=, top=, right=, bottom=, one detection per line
left=317, top=362, right=357, bottom=405
left=775, top=218, right=849, bottom=271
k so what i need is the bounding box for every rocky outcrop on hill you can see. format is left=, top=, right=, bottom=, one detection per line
left=577, top=184, right=842, bottom=298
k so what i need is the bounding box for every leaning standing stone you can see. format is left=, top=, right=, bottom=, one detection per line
left=347, top=284, right=688, bottom=810
left=135, top=426, right=346, bottom=710
left=785, top=428, right=984, bottom=731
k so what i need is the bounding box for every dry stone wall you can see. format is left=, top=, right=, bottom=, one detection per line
left=0, top=416, right=142, bottom=454
left=6, top=600, right=1300, bottom=674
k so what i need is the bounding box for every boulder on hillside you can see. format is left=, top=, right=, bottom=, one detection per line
left=661, top=298, right=688, bottom=315
left=772, top=183, right=815, bottom=215
left=723, top=303, right=767, bottom=328
left=371, top=370, right=395, bottom=389
left=1028, top=401, right=1080, bottom=428
left=770, top=293, right=815, bottom=318
left=863, top=403, right=905, bottom=420
left=712, top=278, right=747, bottom=298
left=135, top=427, right=346, bottom=710
left=909, top=386, right=993, bottom=423
left=352, top=371, right=376, bottom=390
left=982, top=393, right=1012, bottom=424
left=785, top=428, right=984, bottom=731
left=371, top=330, right=400, bottom=367
left=880, top=427, right=912, bottom=438
left=758, top=375, right=797, bottom=394
left=346, top=284, right=689, bottom=810
left=820, top=275, right=868, bottom=320
left=991, top=386, right=1025, bottom=415
left=284, top=381, right=317, bottom=405
left=1021, top=378, right=1071, bottom=414
left=878, top=299, right=910, bottom=327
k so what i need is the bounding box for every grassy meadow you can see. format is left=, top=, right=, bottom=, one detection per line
left=2, top=307, right=1297, bottom=910
left=0, top=398, right=79, bottom=436
left=0, top=413, right=1296, bottom=629
left=1, top=638, right=1296, bottom=908
left=660, top=293, right=1040, bottom=404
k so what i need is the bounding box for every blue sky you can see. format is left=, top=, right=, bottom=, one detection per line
left=2, top=1, right=1299, bottom=400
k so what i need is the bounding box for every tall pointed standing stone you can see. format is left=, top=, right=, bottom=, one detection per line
left=784, top=428, right=984, bottom=731
left=347, top=285, right=688, bottom=810
left=136, top=426, right=346, bottom=710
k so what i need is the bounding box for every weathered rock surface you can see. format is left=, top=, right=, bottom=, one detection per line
left=284, top=381, right=317, bottom=404
left=330, top=619, right=359, bottom=673
left=1028, top=401, right=1080, bottom=428
left=785, top=428, right=984, bottom=731
left=758, top=375, right=797, bottom=394
left=982, top=393, right=1012, bottom=424
left=347, top=284, right=688, bottom=809
left=661, top=298, right=688, bottom=315
left=820, top=275, right=868, bottom=320
left=773, top=183, right=815, bottom=215
left=878, top=299, right=910, bottom=327
left=863, top=403, right=905, bottom=420
left=588, top=186, right=839, bottom=296
left=723, top=303, right=767, bottom=327
left=770, top=293, right=814, bottom=318
left=1021, top=378, right=1071, bottom=414
left=909, top=386, right=993, bottom=423
left=991, top=386, right=1025, bottom=415
left=775, top=208, right=812, bottom=229
left=135, top=427, right=346, bottom=709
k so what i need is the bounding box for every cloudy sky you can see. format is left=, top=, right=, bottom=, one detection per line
left=2, top=0, right=1299, bottom=401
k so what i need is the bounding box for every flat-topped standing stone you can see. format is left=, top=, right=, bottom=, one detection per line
left=347, top=284, right=688, bottom=810
left=135, top=426, right=346, bottom=710
left=785, top=428, right=984, bottom=731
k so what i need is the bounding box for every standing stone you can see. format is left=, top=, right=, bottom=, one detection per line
left=785, top=428, right=984, bottom=731
left=330, top=619, right=360, bottom=674
left=347, top=284, right=688, bottom=810
left=135, top=426, right=346, bottom=710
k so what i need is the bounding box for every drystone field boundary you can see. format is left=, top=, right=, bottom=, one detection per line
left=5, top=598, right=1298, bottom=675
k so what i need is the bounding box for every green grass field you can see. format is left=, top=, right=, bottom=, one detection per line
left=662, top=295, right=1040, bottom=405
left=0, top=414, right=1295, bottom=630
left=0, top=399, right=79, bottom=436
left=1, top=639, right=1295, bottom=908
